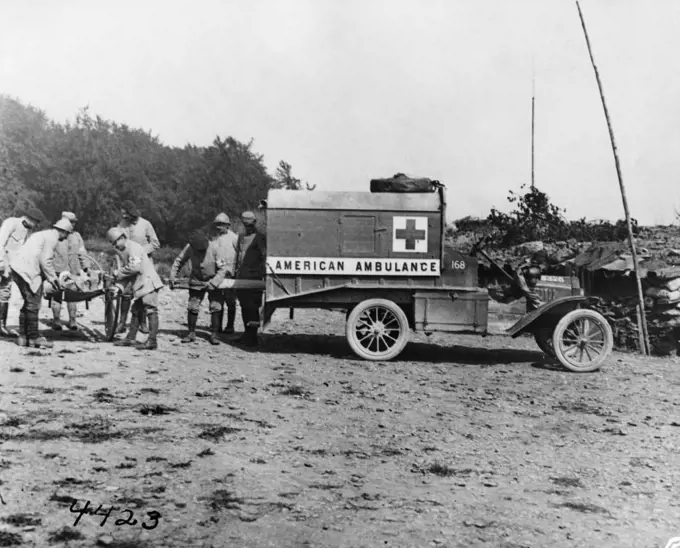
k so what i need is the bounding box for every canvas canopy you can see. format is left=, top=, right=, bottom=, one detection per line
left=566, top=242, right=646, bottom=274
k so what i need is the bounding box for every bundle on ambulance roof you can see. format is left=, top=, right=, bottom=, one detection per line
left=369, top=173, right=441, bottom=193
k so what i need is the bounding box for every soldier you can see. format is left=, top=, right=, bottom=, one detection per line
left=234, top=211, right=266, bottom=347
left=513, top=260, right=544, bottom=312
left=0, top=207, right=46, bottom=337
left=108, top=227, right=164, bottom=350
left=211, top=213, right=238, bottom=334
left=50, top=211, right=89, bottom=331
left=169, top=230, right=229, bottom=345
left=116, top=200, right=160, bottom=335
left=9, top=218, right=73, bottom=348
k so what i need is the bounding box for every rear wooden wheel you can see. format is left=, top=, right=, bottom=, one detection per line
left=346, top=298, right=409, bottom=361
left=552, top=309, right=613, bottom=372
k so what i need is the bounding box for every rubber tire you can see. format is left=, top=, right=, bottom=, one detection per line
left=534, top=328, right=556, bottom=358
left=552, top=309, right=613, bottom=373
left=346, top=298, right=409, bottom=361
left=104, top=292, right=121, bottom=342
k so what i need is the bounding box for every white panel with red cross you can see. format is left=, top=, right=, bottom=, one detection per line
left=392, top=216, right=428, bottom=253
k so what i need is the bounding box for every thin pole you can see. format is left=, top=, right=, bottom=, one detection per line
left=575, top=1, right=650, bottom=355
left=531, top=62, right=536, bottom=189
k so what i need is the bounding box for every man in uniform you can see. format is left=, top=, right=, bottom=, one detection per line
left=50, top=211, right=89, bottom=331
left=0, top=207, right=46, bottom=337
left=9, top=218, right=73, bottom=348
left=169, top=230, right=229, bottom=345
left=234, top=211, right=266, bottom=347
left=107, top=227, right=164, bottom=350
left=116, top=200, right=160, bottom=335
left=211, top=213, right=238, bottom=334
left=513, top=260, right=544, bottom=312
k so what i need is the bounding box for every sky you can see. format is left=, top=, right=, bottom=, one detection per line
left=2, top=0, right=680, bottom=225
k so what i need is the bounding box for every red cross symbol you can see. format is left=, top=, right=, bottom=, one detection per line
left=395, top=219, right=426, bottom=250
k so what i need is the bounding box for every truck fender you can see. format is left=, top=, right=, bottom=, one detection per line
left=506, top=295, right=594, bottom=338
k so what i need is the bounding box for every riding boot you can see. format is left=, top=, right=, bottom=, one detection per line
left=51, top=300, right=63, bottom=330
left=181, top=311, right=198, bottom=343
left=237, top=306, right=251, bottom=342
left=67, top=302, right=78, bottom=330
left=209, top=312, right=221, bottom=345
left=116, top=298, right=131, bottom=334
left=0, top=302, right=15, bottom=337
left=136, top=311, right=158, bottom=350
left=138, top=313, right=149, bottom=334
left=16, top=308, right=27, bottom=346
left=224, top=304, right=236, bottom=334
left=27, top=310, right=52, bottom=348
left=114, top=305, right=139, bottom=346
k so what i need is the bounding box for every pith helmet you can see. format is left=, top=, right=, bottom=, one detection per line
left=24, top=207, right=45, bottom=223
left=241, top=211, right=256, bottom=224
left=61, top=211, right=78, bottom=223
left=53, top=218, right=73, bottom=233
left=213, top=213, right=230, bottom=225
left=107, top=227, right=126, bottom=243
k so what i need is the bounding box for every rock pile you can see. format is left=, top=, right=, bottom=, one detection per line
left=642, top=267, right=680, bottom=355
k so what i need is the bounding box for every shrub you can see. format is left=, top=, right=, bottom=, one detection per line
left=485, top=184, right=636, bottom=246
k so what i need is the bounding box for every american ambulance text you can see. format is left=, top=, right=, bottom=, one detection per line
left=267, top=257, right=441, bottom=276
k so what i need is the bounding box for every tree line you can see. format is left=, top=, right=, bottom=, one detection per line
left=0, top=95, right=314, bottom=246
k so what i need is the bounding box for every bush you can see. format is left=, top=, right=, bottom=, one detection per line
left=486, top=184, right=636, bottom=246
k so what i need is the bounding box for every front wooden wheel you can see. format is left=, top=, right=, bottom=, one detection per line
left=346, top=298, right=409, bottom=361
left=552, top=309, right=613, bottom=372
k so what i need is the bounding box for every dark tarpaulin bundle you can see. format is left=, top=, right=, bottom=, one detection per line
left=370, top=173, right=442, bottom=193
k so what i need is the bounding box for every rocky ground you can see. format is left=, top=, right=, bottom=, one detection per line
left=1, top=289, right=680, bottom=548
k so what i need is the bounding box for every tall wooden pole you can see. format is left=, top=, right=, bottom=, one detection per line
left=531, top=63, right=536, bottom=189
left=575, top=1, right=650, bottom=355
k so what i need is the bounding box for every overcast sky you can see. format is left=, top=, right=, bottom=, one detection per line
left=2, top=0, right=679, bottom=225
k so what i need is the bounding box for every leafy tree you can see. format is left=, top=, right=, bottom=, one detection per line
left=0, top=95, right=312, bottom=245
left=272, top=160, right=316, bottom=190
left=487, top=184, right=635, bottom=246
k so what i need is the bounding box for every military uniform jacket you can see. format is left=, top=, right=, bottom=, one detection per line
left=0, top=217, right=33, bottom=275
left=53, top=231, right=88, bottom=274
left=9, top=229, right=60, bottom=293
left=211, top=231, right=238, bottom=275
left=235, top=230, right=266, bottom=280
left=115, top=240, right=164, bottom=299
left=118, top=217, right=160, bottom=257
left=170, top=240, right=229, bottom=290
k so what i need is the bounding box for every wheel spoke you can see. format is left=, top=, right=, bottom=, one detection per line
left=585, top=342, right=603, bottom=355
left=383, top=316, right=398, bottom=327
left=563, top=344, right=580, bottom=358
left=578, top=345, right=585, bottom=362
left=383, top=332, right=398, bottom=342
left=358, top=332, right=373, bottom=344
left=583, top=345, right=593, bottom=362
left=564, top=326, right=579, bottom=340
left=357, top=319, right=373, bottom=330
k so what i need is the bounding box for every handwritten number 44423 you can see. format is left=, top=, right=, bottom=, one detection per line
left=69, top=500, right=161, bottom=530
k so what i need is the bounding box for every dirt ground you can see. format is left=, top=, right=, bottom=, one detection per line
left=1, top=287, right=680, bottom=548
